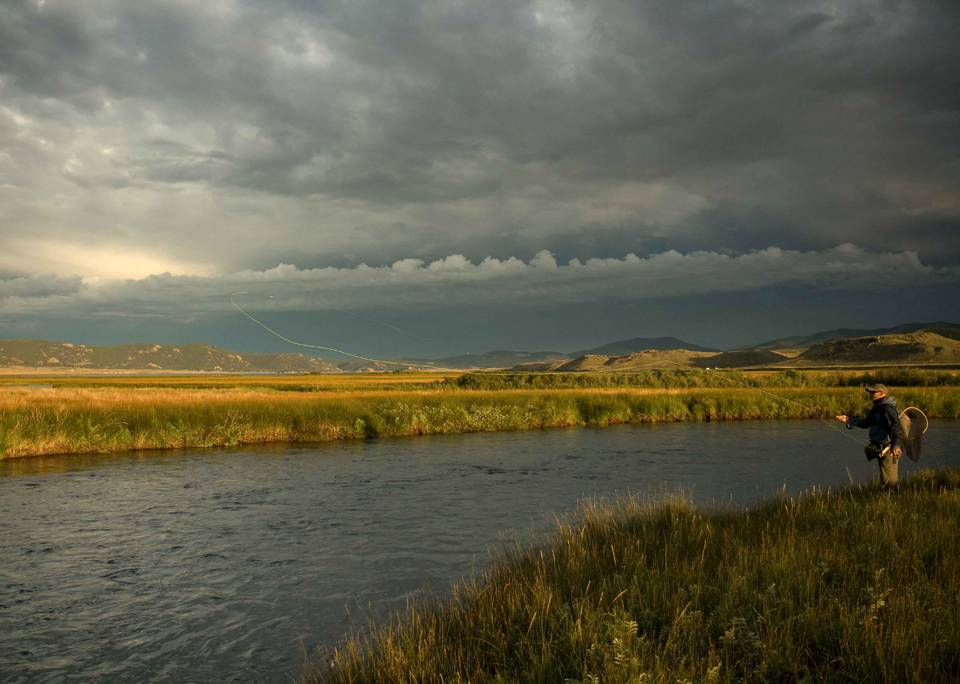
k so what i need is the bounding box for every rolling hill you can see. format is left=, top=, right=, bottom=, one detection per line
left=753, top=321, right=960, bottom=349
left=692, top=349, right=788, bottom=368
left=4, top=322, right=959, bottom=373
left=424, top=350, right=568, bottom=369
left=0, top=340, right=341, bottom=373
left=554, top=350, right=715, bottom=371
left=791, top=331, right=960, bottom=366
left=570, top=337, right=716, bottom=357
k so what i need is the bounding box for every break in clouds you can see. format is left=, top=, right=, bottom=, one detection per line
left=1, top=244, right=954, bottom=315
left=1, top=0, right=959, bottom=348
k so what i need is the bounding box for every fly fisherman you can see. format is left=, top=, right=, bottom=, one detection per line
left=836, top=384, right=906, bottom=487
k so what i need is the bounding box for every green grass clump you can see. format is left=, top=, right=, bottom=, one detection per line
left=302, top=470, right=960, bottom=683
left=2, top=386, right=959, bottom=459
left=449, top=368, right=960, bottom=391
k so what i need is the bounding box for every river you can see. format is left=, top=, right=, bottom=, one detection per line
left=2, top=420, right=958, bottom=683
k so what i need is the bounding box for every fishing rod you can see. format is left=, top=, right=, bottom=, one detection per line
left=467, top=361, right=930, bottom=452
left=465, top=363, right=874, bottom=447
left=683, top=363, right=929, bottom=455
left=660, top=360, right=872, bottom=447
left=229, top=292, right=460, bottom=372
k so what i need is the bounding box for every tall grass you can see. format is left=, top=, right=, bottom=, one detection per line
left=302, top=469, right=960, bottom=683
left=450, top=368, right=960, bottom=390
left=0, top=371, right=449, bottom=392
left=1, top=385, right=958, bottom=459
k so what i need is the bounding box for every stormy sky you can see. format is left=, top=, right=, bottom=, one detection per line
left=1, top=0, right=959, bottom=355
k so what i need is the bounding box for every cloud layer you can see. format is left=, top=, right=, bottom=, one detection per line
left=2, top=1, right=958, bottom=351
left=2, top=0, right=959, bottom=280
left=1, top=244, right=953, bottom=316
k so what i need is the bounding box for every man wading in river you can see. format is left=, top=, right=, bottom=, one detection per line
left=836, top=384, right=906, bottom=487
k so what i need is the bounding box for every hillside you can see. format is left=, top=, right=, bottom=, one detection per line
left=571, top=336, right=715, bottom=356
left=692, top=349, right=787, bottom=368
left=792, top=331, right=960, bottom=366
left=545, top=332, right=960, bottom=372
left=6, top=324, right=959, bottom=374
left=0, top=340, right=341, bottom=373
left=754, top=321, right=960, bottom=349
left=555, top=349, right=714, bottom=371
left=427, top=349, right=567, bottom=369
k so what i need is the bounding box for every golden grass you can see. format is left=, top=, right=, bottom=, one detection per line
left=303, top=469, right=960, bottom=683
left=0, top=370, right=448, bottom=381
left=2, top=373, right=958, bottom=460
left=0, top=385, right=896, bottom=410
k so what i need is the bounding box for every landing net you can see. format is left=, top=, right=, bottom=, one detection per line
left=899, top=406, right=929, bottom=463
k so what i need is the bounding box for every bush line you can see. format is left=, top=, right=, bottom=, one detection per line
left=2, top=386, right=958, bottom=459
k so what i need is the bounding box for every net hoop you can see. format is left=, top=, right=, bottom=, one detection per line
left=900, top=407, right=929, bottom=434
left=899, top=406, right=929, bottom=463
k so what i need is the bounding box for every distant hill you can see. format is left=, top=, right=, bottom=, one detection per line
left=336, top=359, right=433, bottom=372
left=515, top=331, right=960, bottom=371
left=791, top=332, right=960, bottom=366
left=693, top=349, right=788, bottom=368
left=571, top=337, right=716, bottom=356
left=512, top=360, right=570, bottom=372
left=8, top=324, right=959, bottom=374
left=553, top=350, right=715, bottom=372
left=422, top=350, right=568, bottom=370
left=0, top=340, right=341, bottom=373
left=754, top=322, right=960, bottom=350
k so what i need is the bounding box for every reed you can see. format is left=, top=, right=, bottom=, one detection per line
left=450, top=368, right=960, bottom=390
left=302, top=469, right=960, bottom=683
left=1, top=384, right=958, bottom=459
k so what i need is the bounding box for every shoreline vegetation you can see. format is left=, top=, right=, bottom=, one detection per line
left=300, top=469, right=960, bottom=683
left=1, top=369, right=958, bottom=460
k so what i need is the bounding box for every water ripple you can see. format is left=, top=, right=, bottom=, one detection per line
left=1, top=421, right=959, bottom=682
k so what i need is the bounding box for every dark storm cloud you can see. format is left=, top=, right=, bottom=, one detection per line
left=0, top=273, right=81, bottom=298
left=3, top=244, right=954, bottom=315
left=1, top=0, right=959, bottom=347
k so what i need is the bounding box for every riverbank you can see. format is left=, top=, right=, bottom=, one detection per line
left=1, top=380, right=958, bottom=459
left=302, top=468, right=960, bottom=683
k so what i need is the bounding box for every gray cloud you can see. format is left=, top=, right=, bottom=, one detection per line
left=2, top=245, right=957, bottom=353
left=0, top=272, right=82, bottom=298
left=1, top=0, right=958, bottom=349
left=1, top=245, right=954, bottom=315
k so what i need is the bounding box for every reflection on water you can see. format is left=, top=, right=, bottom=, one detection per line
left=2, top=420, right=959, bottom=683
left=0, top=449, right=191, bottom=477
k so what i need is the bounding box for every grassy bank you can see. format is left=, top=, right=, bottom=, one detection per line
left=1, top=384, right=959, bottom=459
left=302, top=469, right=960, bottom=683
left=450, top=368, right=960, bottom=390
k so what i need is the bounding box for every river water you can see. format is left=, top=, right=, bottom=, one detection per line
left=2, top=420, right=958, bottom=683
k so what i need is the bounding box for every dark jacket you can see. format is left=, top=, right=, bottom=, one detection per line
left=847, top=396, right=905, bottom=448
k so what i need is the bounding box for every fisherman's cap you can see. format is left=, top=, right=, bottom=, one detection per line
left=864, top=383, right=888, bottom=394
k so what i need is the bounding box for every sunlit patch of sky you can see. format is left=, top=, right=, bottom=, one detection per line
left=1, top=0, right=958, bottom=352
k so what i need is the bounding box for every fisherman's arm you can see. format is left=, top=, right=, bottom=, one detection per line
left=836, top=413, right=869, bottom=428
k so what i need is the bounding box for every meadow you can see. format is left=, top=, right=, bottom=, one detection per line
left=301, top=469, right=960, bottom=683
left=1, top=369, right=958, bottom=459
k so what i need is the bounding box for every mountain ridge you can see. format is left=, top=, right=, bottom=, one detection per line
left=412, top=349, right=568, bottom=369
left=2, top=321, right=959, bottom=372
left=570, top=336, right=716, bottom=356
left=0, top=340, right=341, bottom=373
left=752, top=321, right=960, bottom=349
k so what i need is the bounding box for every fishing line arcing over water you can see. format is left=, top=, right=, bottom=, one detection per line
left=229, top=292, right=456, bottom=371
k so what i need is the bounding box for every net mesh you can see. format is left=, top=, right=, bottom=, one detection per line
left=900, top=407, right=928, bottom=463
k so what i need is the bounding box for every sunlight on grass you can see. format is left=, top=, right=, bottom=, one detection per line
left=0, top=375, right=957, bottom=459
left=301, top=470, right=960, bottom=683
